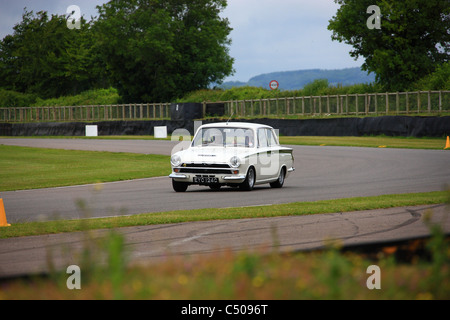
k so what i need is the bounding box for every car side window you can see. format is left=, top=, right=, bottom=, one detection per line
left=267, top=129, right=279, bottom=146
left=258, top=128, right=268, bottom=148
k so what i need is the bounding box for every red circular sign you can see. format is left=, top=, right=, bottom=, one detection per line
left=269, top=80, right=279, bottom=90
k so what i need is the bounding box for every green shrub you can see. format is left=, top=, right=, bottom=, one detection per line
left=0, top=89, right=38, bottom=107
left=413, top=62, right=450, bottom=90
left=177, top=80, right=385, bottom=103
left=176, top=89, right=224, bottom=102
left=32, top=87, right=120, bottom=107
left=302, top=79, right=329, bottom=96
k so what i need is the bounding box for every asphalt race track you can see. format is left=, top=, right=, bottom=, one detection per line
left=0, top=138, right=449, bottom=278
left=1, top=138, right=449, bottom=223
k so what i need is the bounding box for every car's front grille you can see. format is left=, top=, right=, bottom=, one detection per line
left=181, top=163, right=231, bottom=168
left=179, top=168, right=232, bottom=174
left=178, top=163, right=232, bottom=174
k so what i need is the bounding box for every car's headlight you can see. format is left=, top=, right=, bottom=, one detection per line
left=171, top=154, right=182, bottom=167
left=229, top=156, right=241, bottom=168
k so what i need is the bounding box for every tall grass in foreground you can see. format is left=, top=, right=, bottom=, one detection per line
left=1, top=206, right=448, bottom=300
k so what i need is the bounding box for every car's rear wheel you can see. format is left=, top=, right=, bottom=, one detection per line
left=172, top=180, right=188, bottom=192
left=240, top=167, right=255, bottom=191
left=270, top=167, right=285, bottom=188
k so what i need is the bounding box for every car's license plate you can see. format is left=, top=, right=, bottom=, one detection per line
left=193, top=177, right=219, bottom=184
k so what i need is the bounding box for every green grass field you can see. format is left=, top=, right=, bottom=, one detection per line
left=0, top=145, right=170, bottom=191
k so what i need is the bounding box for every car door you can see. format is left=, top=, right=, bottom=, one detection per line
left=265, top=128, right=281, bottom=179
left=257, top=128, right=279, bottom=181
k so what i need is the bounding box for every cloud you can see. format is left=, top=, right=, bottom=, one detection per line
left=0, top=0, right=105, bottom=39
left=222, top=0, right=363, bottom=81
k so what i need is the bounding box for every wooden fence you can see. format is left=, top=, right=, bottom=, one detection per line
left=0, top=103, right=171, bottom=123
left=223, top=90, right=450, bottom=118
left=0, top=90, right=449, bottom=122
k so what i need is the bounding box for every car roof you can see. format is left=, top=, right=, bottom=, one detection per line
left=198, top=122, right=273, bottom=130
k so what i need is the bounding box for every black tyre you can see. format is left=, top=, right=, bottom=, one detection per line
left=270, top=167, right=285, bottom=188
left=172, top=180, right=188, bottom=192
left=240, top=167, right=255, bottom=191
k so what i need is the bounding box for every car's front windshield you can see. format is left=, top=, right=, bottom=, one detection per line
left=192, top=127, right=255, bottom=148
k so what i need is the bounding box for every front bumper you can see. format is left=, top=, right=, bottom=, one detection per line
left=170, top=161, right=247, bottom=185
left=169, top=172, right=246, bottom=184
left=169, top=173, right=188, bottom=179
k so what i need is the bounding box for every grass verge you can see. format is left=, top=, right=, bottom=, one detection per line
left=0, top=145, right=171, bottom=191
left=0, top=191, right=447, bottom=239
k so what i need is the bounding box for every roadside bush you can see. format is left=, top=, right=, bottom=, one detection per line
left=412, top=62, right=450, bottom=90
left=176, top=89, right=224, bottom=103
left=219, top=86, right=275, bottom=100
left=0, top=89, right=37, bottom=107
left=32, top=87, right=120, bottom=107
left=177, top=80, right=384, bottom=103
left=301, top=79, right=329, bottom=96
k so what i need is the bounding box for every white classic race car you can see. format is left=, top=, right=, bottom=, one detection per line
left=169, top=122, right=295, bottom=192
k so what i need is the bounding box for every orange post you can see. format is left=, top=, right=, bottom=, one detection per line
left=0, top=198, right=11, bottom=227
left=445, top=136, right=450, bottom=150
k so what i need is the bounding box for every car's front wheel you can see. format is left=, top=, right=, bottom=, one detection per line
left=172, top=180, right=188, bottom=192
left=240, top=167, right=255, bottom=191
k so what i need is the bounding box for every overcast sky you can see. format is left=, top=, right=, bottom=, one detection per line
left=0, top=0, right=364, bottom=83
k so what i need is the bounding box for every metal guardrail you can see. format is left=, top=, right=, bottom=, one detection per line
left=0, top=90, right=449, bottom=122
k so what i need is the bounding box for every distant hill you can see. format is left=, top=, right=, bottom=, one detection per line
left=220, top=67, right=375, bottom=90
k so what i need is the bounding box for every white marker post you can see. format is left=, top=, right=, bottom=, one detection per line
left=154, top=126, right=167, bottom=138
left=85, top=125, right=98, bottom=137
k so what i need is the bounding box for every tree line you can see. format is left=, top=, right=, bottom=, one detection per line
left=0, top=0, right=233, bottom=103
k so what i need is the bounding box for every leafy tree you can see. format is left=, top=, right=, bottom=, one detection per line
left=328, top=0, right=449, bottom=91
left=93, top=0, right=234, bottom=103
left=0, top=9, right=108, bottom=99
